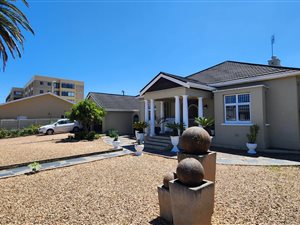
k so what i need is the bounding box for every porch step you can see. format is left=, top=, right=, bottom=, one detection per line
left=144, top=135, right=171, bottom=151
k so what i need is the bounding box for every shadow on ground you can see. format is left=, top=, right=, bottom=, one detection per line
left=149, top=217, right=170, bottom=225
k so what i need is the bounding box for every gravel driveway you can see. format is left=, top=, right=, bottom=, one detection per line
left=0, top=154, right=299, bottom=225
left=0, top=134, right=112, bottom=167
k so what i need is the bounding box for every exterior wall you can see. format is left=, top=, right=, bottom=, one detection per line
left=0, top=94, right=73, bottom=119
left=213, top=76, right=300, bottom=151
left=213, top=85, right=267, bottom=150
left=264, top=77, right=300, bottom=150
left=103, top=111, right=139, bottom=135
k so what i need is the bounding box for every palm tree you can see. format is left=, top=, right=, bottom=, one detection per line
left=0, top=0, right=34, bottom=70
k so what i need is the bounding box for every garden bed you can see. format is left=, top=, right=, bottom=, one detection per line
left=0, top=154, right=299, bottom=224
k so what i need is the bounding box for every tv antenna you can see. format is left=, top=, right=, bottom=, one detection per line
left=271, top=35, right=275, bottom=57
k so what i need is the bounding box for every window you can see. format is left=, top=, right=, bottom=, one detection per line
left=224, top=94, right=251, bottom=124
left=14, top=91, right=22, bottom=95
left=61, top=91, right=75, bottom=97
left=40, top=81, right=44, bottom=85
left=54, top=91, right=60, bottom=95
left=40, top=90, right=44, bottom=94
left=47, top=82, right=51, bottom=86
left=61, top=83, right=75, bottom=89
left=53, top=83, right=60, bottom=88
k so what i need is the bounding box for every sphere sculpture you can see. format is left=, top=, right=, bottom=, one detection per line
left=181, top=126, right=211, bottom=154
left=176, top=158, right=205, bottom=187
left=163, top=172, right=177, bottom=189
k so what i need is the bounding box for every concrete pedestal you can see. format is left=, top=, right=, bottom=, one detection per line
left=169, top=179, right=214, bottom=225
left=178, top=151, right=216, bottom=182
left=157, top=185, right=172, bottom=223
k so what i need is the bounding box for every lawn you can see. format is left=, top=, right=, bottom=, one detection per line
left=0, top=154, right=299, bottom=225
left=0, top=134, right=113, bottom=167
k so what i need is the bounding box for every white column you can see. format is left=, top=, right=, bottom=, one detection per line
left=160, top=101, right=164, bottom=133
left=144, top=100, right=149, bottom=134
left=182, top=95, right=189, bottom=129
left=198, top=97, right=204, bottom=118
left=150, top=99, right=155, bottom=136
left=175, top=96, right=180, bottom=124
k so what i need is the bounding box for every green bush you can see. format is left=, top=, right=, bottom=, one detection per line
left=0, top=124, right=40, bottom=139
left=74, top=131, right=99, bottom=141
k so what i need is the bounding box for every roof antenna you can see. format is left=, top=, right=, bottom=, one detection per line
left=268, top=35, right=281, bottom=66
left=271, top=34, right=275, bottom=57
left=122, top=90, right=125, bottom=96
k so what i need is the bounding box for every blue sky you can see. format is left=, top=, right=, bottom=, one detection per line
left=1, top=0, right=300, bottom=102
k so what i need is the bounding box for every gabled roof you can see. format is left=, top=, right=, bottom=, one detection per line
left=87, top=92, right=140, bottom=112
left=140, top=72, right=215, bottom=95
left=187, top=61, right=300, bottom=85
left=0, top=92, right=74, bottom=106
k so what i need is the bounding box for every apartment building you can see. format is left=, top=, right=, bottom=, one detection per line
left=5, top=87, right=24, bottom=102
left=6, top=75, right=84, bottom=103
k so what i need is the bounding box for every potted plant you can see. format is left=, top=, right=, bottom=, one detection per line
left=194, top=117, right=215, bottom=136
left=133, top=121, right=148, bottom=141
left=134, top=139, right=144, bottom=156
left=246, top=124, right=259, bottom=154
left=28, top=162, right=42, bottom=174
left=166, top=122, right=185, bottom=153
left=155, top=118, right=166, bottom=135
left=109, top=129, right=121, bottom=150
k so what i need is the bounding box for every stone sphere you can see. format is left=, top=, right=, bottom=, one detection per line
left=176, top=158, right=205, bottom=187
left=181, top=126, right=211, bottom=154
left=163, top=172, right=177, bottom=189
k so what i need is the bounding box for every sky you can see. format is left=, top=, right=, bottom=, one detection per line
left=1, top=0, right=300, bottom=102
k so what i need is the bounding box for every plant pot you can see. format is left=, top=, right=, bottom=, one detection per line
left=246, top=143, right=257, bottom=154
left=137, top=133, right=144, bottom=142
left=113, top=140, right=121, bottom=150
left=170, top=136, right=180, bottom=153
left=135, top=130, right=139, bottom=140
left=135, top=144, right=144, bottom=156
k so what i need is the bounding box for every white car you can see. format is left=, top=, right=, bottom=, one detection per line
left=38, top=119, right=82, bottom=135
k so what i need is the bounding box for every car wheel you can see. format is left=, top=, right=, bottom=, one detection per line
left=46, top=129, right=54, bottom=135
left=73, top=127, right=80, bottom=133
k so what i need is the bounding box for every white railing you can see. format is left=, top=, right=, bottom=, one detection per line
left=0, top=118, right=60, bottom=130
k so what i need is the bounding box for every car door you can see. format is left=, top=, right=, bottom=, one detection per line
left=55, top=120, right=67, bottom=133
left=64, top=120, right=74, bottom=133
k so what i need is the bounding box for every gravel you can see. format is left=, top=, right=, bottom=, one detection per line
left=0, top=134, right=112, bottom=167
left=0, top=154, right=299, bottom=225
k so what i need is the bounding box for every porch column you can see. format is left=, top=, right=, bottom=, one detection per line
left=174, top=96, right=180, bottom=124
left=144, top=100, right=149, bottom=134
left=182, top=95, right=189, bottom=128
left=160, top=101, right=164, bottom=133
left=150, top=99, right=155, bottom=136
left=198, top=97, right=204, bottom=118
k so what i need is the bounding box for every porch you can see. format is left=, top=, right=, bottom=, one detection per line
left=143, top=94, right=214, bottom=136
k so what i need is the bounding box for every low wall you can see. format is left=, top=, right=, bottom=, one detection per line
left=0, top=118, right=60, bottom=130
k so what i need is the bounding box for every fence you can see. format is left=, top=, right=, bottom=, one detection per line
left=0, top=118, right=60, bottom=130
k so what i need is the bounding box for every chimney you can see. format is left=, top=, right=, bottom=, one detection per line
left=268, top=56, right=281, bottom=67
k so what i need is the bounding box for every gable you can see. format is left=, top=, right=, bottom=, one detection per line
left=146, top=77, right=181, bottom=93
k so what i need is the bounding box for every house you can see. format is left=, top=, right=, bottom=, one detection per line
left=87, top=92, right=140, bottom=135
left=139, top=59, right=300, bottom=151
left=0, top=92, right=74, bottom=119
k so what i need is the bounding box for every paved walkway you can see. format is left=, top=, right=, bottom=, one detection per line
left=0, top=149, right=133, bottom=179
left=1, top=136, right=299, bottom=179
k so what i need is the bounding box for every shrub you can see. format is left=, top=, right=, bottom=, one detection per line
left=133, top=121, right=148, bottom=133
left=74, top=131, right=99, bottom=141
left=166, top=122, right=185, bottom=136
left=0, top=124, right=40, bottom=139
left=247, top=124, right=259, bottom=143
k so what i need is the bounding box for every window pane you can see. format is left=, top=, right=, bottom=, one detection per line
left=238, top=94, right=250, bottom=103
left=225, top=95, right=236, bottom=104
left=238, top=105, right=250, bottom=121
left=226, top=106, right=236, bottom=121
